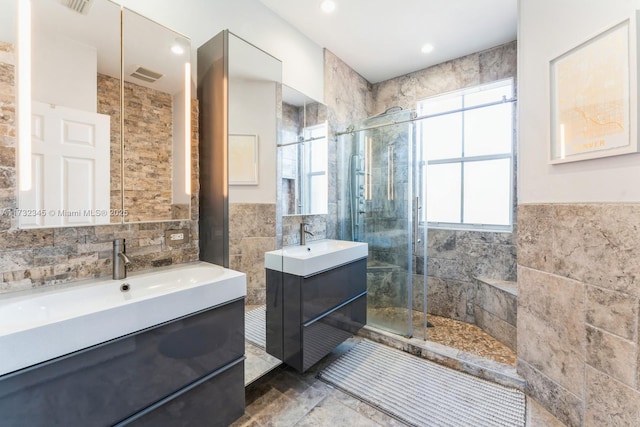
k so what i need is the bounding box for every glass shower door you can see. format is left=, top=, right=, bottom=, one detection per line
left=343, top=110, right=427, bottom=338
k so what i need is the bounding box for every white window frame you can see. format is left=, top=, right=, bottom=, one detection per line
left=301, top=123, right=328, bottom=214
left=417, top=78, right=515, bottom=233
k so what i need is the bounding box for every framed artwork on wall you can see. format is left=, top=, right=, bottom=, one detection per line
left=229, top=134, right=259, bottom=185
left=549, top=16, right=639, bottom=163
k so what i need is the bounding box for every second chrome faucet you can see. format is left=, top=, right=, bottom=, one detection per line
left=300, top=223, right=314, bottom=245
left=113, top=238, right=132, bottom=280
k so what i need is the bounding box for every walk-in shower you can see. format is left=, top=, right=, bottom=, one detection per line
left=337, top=84, right=517, bottom=354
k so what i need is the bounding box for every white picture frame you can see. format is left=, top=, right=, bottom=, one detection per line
left=229, top=134, right=259, bottom=185
left=549, top=16, right=639, bottom=163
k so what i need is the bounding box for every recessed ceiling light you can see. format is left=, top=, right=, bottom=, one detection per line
left=421, top=43, right=434, bottom=54
left=320, top=0, right=336, bottom=13
left=171, top=38, right=186, bottom=55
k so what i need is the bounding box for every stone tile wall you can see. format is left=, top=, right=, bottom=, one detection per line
left=282, top=214, right=327, bottom=246
left=0, top=41, right=200, bottom=294
left=373, top=41, right=517, bottom=113
left=518, top=203, right=640, bottom=426
left=98, top=74, right=180, bottom=222
left=229, top=203, right=276, bottom=305
left=473, top=277, right=517, bottom=351
left=325, top=49, right=374, bottom=242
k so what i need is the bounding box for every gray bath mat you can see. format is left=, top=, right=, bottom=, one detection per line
left=318, top=339, right=525, bottom=427
left=245, top=305, right=266, bottom=348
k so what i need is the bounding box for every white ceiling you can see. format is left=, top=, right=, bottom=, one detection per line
left=258, top=0, right=517, bottom=83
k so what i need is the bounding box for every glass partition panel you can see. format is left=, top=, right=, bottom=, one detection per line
left=338, top=110, right=427, bottom=338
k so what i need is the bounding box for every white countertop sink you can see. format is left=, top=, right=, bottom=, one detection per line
left=265, top=239, right=368, bottom=276
left=0, top=262, right=246, bottom=376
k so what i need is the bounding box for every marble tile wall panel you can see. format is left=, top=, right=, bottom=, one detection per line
left=424, top=277, right=471, bottom=322
left=323, top=49, right=373, bottom=128
left=518, top=203, right=640, bottom=426
left=586, top=286, right=638, bottom=340
left=479, top=41, right=518, bottom=87
left=585, top=325, right=636, bottom=388
left=517, top=204, right=554, bottom=272
left=474, top=306, right=516, bottom=351
left=475, top=279, right=517, bottom=325
left=518, top=266, right=585, bottom=396
left=585, top=367, right=640, bottom=427
left=372, top=41, right=516, bottom=116
left=0, top=42, right=201, bottom=294
left=518, top=359, right=583, bottom=427
left=552, top=204, right=640, bottom=297
left=282, top=214, right=327, bottom=246
left=229, top=203, right=277, bottom=305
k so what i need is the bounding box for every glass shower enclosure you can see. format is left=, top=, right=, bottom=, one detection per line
left=338, top=110, right=427, bottom=338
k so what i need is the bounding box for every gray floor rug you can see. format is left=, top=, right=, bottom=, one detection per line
left=318, top=339, right=525, bottom=427
left=245, top=305, right=266, bottom=348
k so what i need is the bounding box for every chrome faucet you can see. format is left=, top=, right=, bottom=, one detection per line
left=113, top=238, right=132, bottom=280
left=300, top=222, right=314, bottom=245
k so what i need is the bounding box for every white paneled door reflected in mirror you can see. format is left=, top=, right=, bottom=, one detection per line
left=4, top=0, right=191, bottom=229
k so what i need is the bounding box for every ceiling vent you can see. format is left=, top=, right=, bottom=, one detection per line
left=60, top=0, right=95, bottom=15
left=130, top=66, right=164, bottom=84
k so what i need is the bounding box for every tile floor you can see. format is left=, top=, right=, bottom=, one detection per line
left=235, top=337, right=562, bottom=427
left=233, top=338, right=406, bottom=427
left=245, top=341, right=281, bottom=386
left=242, top=304, right=561, bottom=426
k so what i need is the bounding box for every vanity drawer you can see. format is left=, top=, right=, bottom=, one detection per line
left=301, top=258, right=366, bottom=322
left=301, top=294, right=367, bottom=372
left=126, top=358, right=245, bottom=427
left=0, top=299, right=244, bottom=427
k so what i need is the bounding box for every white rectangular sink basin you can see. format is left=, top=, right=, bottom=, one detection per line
left=265, top=239, right=368, bottom=276
left=0, top=262, right=246, bottom=376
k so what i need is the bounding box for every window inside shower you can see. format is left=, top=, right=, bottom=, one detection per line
left=417, top=79, right=514, bottom=231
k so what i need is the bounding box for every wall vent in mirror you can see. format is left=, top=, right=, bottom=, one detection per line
left=61, top=0, right=95, bottom=15
left=130, top=66, right=164, bottom=83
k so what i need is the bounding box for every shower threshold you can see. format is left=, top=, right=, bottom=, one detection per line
left=358, top=321, right=524, bottom=391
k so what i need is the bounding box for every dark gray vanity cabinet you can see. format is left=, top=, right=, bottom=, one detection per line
left=0, top=299, right=245, bottom=427
left=266, top=258, right=367, bottom=372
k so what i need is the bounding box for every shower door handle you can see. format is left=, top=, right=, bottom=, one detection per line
left=413, top=197, right=421, bottom=251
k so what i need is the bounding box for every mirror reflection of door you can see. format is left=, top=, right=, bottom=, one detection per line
left=12, top=0, right=192, bottom=229
left=22, top=102, right=111, bottom=227
left=20, top=0, right=120, bottom=228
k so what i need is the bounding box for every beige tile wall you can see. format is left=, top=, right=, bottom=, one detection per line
left=229, top=203, right=276, bottom=305
left=518, top=203, right=640, bottom=426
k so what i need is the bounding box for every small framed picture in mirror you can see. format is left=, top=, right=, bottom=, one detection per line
left=229, top=134, right=259, bottom=185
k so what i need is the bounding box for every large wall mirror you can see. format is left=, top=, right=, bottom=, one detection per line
left=280, top=86, right=328, bottom=216
left=122, top=8, right=191, bottom=223
left=5, top=0, right=191, bottom=228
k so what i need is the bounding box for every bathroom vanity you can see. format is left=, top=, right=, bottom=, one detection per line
left=0, top=263, right=246, bottom=427
left=265, top=240, right=368, bottom=372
